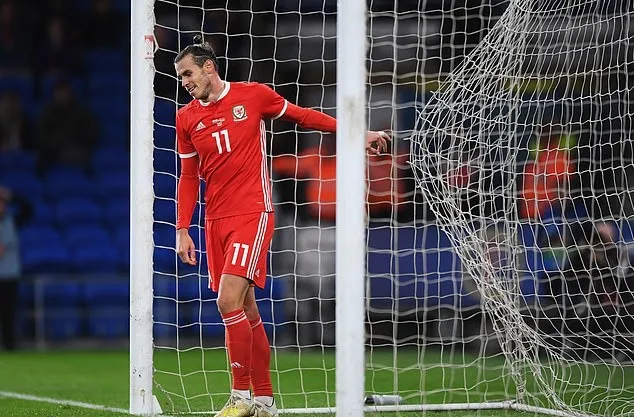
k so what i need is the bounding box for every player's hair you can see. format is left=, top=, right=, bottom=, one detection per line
left=174, top=35, right=220, bottom=71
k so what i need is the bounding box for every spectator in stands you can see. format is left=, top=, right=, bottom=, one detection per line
left=273, top=136, right=337, bottom=346
left=0, top=0, right=31, bottom=71
left=38, top=15, right=83, bottom=77
left=541, top=220, right=634, bottom=358
left=81, top=0, right=128, bottom=50
left=272, top=135, right=406, bottom=345
left=35, top=79, right=98, bottom=173
left=519, top=130, right=577, bottom=221
left=0, top=91, right=32, bottom=152
left=0, top=186, right=21, bottom=351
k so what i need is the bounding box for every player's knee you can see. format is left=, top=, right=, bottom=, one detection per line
left=243, top=298, right=260, bottom=321
left=216, top=294, right=243, bottom=314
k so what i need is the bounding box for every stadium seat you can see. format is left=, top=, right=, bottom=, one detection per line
left=44, top=167, right=95, bottom=200
left=20, top=226, right=71, bottom=274
left=100, top=119, right=129, bottom=145
left=84, top=49, right=127, bottom=72
left=0, top=74, right=34, bottom=105
left=153, top=172, right=177, bottom=200
left=88, top=74, right=128, bottom=96
left=94, top=171, right=130, bottom=201
left=28, top=199, right=56, bottom=227
left=114, top=226, right=129, bottom=271
left=55, top=197, right=103, bottom=226
left=154, top=198, right=175, bottom=224
left=84, top=280, right=129, bottom=339
left=45, top=308, right=83, bottom=340
left=40, top=74, right=85, bottom=101
left=41, top=279, right=83, bottom=340
left=62, top=224, right=119, bottom=273
left=154, top=99, right=176, bottom=126
left=92, top=146, right=130, bottom=173
left=105, top=198, right=129, bottom=226
left=1, top=172, right=44, bottom=202
left=0, top=150, right=36, bottom=174
left=153, top=148, right=178, bottom=176
left=154, top=124, right=175, bottom=149
left=86, top=306, right=129, bottom=339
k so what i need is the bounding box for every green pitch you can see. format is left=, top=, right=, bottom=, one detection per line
left=0, top=348, right=631, bottom=416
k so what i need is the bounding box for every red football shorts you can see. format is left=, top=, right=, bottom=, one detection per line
left=205, top=211, right=274, bottom=292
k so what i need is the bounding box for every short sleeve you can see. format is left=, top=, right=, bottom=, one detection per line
left=176, top=112, right=197, bottom=158
left=257, top=83, right=288, bottom=120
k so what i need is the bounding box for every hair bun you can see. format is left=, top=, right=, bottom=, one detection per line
left=192, top=35, right=203, bottom=45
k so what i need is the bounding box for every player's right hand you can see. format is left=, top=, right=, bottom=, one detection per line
left=176, top=228, right=197, bottom=265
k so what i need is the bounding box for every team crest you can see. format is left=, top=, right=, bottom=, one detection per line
left=232, top=105, right=247, bottom=121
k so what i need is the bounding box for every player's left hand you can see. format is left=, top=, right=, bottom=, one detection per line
left=366, top=130, right=390, bottom=155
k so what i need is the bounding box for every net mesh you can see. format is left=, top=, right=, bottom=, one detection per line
left=410, top=0, right=634, bottom=415
left=148, top=0, right=634, bottom=415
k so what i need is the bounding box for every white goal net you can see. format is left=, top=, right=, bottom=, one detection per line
left=142, top=0, right=634, bottom=415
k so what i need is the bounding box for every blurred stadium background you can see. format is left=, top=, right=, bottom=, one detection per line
left=1, top=0, right=634, bottom=415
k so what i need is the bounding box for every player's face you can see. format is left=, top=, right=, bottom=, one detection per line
left=175, top=55, right=213, bottom=101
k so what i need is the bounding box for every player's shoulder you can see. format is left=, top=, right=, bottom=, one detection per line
left=231, top=81, right=273, bottom=94
left=177, top=99, right=199, bottom=118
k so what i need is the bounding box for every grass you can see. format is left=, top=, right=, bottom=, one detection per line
left=0, top=347, right=633, bottom=416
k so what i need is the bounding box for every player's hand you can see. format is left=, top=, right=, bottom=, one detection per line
left=176, top=228, right=197, bottom=265
left=366, top=130, right=390, bottom=155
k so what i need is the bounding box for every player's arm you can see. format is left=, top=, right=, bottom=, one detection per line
left=176, top=112, right=199, bottom=265
left=258, top=84, right=389, bottom=154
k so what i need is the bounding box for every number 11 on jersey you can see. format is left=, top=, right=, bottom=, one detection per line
left=212, top=129, right=231, bottom=154
left=231, top=243, right=249, bottom=267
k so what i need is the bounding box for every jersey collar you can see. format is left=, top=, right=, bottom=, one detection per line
left=199, top=82, right=230, bottom=106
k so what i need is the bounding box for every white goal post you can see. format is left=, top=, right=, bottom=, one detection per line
left=130, top=0, right=634, bottom=416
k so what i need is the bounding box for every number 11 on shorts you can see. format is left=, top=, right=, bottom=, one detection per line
left=231, top=243, right=249, bottom=267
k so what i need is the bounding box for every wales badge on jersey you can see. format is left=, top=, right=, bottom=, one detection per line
left=232, top=105, right=247, bottom=121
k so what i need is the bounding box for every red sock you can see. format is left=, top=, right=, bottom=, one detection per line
left=222, top=309, right=252, bottom=390
left=249, top=317, right=273, bottom=396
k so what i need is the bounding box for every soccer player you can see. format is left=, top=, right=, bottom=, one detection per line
left=174, top=35, right=389, bottom=417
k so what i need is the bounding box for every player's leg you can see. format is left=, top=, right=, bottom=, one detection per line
left=243, top=287, right=277, bottom=417
left=211, top=212, right=274, bottom=417
left=218, top=273, right=253, bottom=389
left=214, top=274, right=255, bottom=417
left=206, top=217, right=253, bottom=417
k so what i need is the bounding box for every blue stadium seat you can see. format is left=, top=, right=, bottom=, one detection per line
left=0, top=74, right=34, bottom=105
left=101, top=119, right=129, bottom=145
left=63, top=225, right=119, bottom=273
left=0, top=150, right=36, bottom=174
left=84, top=49, right=127, bottom=72
left=154, top=148, right=178, bottom=175
left=44, top=167, right=94, bottom=200
left=20, top=226, right=71, bottom=274
left=40, top=74, right=85, bottom=101
left=1, top=171, right=44, bottom=202
left=153, top=173, right=177, bottom=200
left=45, top=308, right=83, bottom=340
left=84, top=280, right=129, bottom=339
left=55, top=197, right=103, bottom=226
left=92, top=146, right=130, bottom=173
left=86, top=306, right=129, bottom=339
left=28, top=199, right=56, bottom=227
left=41, top=279, right=83, bottom=340
left=105, top=198, right=129, bottom=226
left=114, top=226, right=129, bottom=271
left=88, top=74, right=128, bottom=96
left=94, top=171, right=129, bottom=201
left=154, top=124, right=175, bottom=149
left=154, top=100, right=176, bottom=126
left=154, top=198, right=175, bottom=224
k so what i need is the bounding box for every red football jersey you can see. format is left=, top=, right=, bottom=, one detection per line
left=176, top=82, right=287, bottom=219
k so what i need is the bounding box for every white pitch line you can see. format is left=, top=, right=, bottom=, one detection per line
left=0, top=391, right=128, bottom=414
